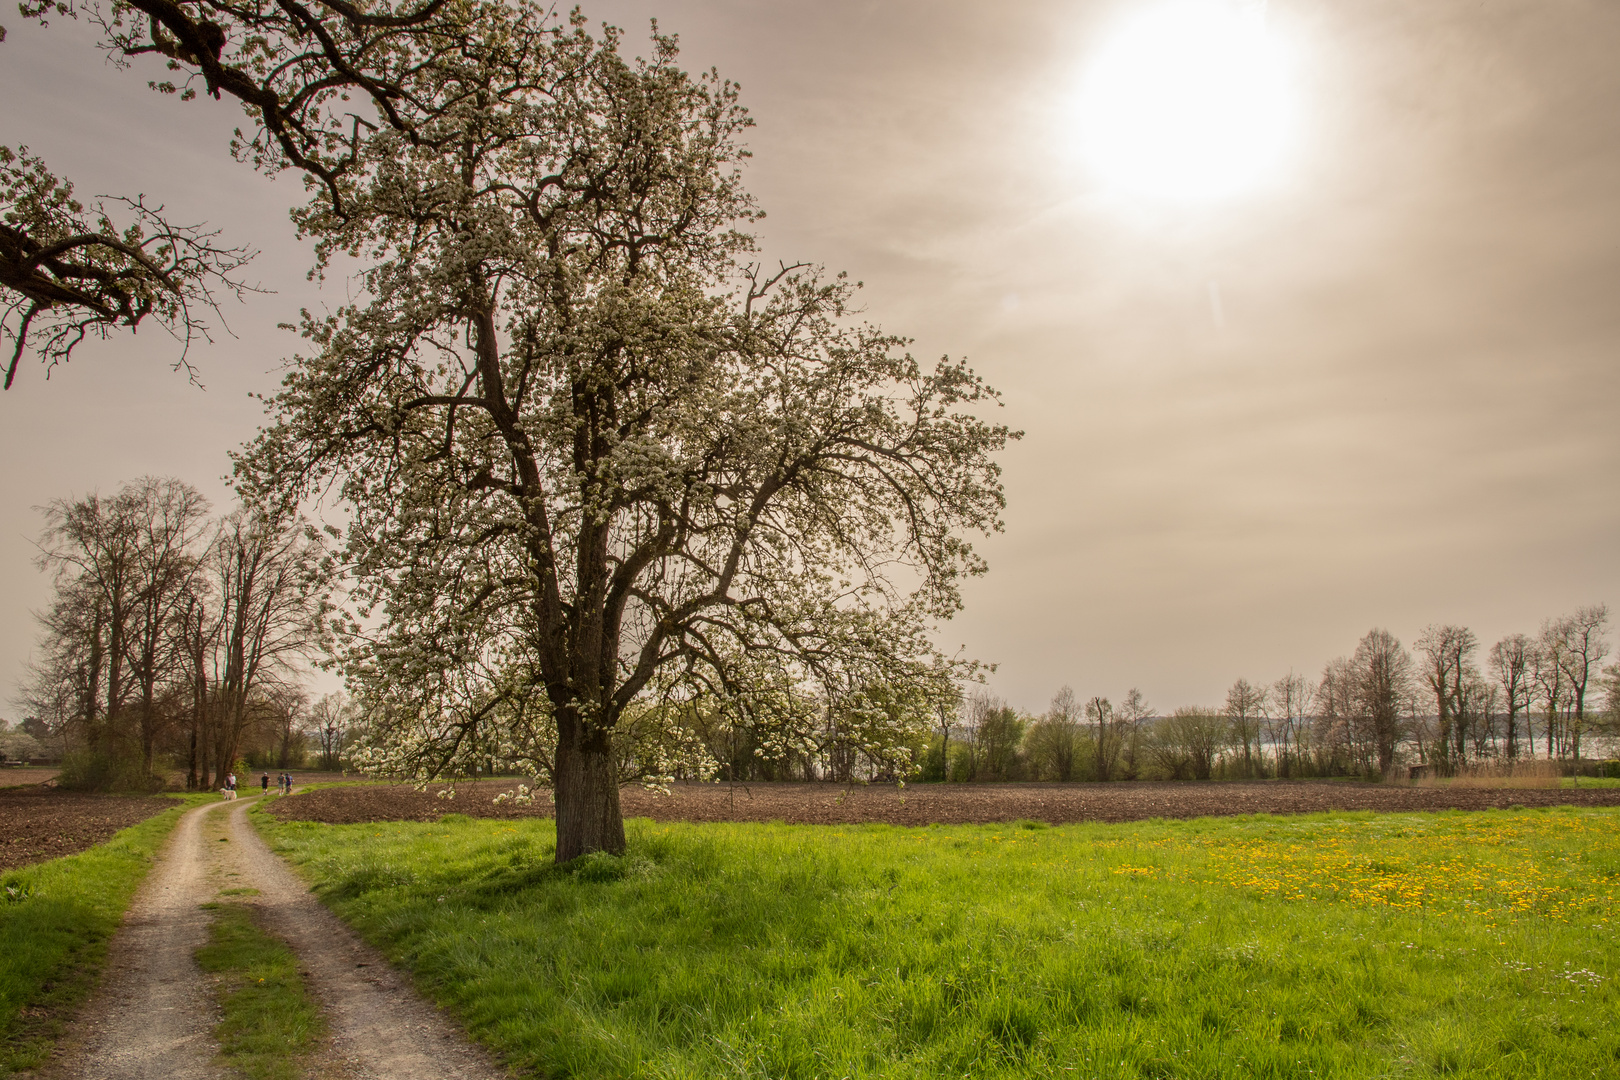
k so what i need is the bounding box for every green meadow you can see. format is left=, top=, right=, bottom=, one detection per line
left=256, top=805, right=1620, bottom=1079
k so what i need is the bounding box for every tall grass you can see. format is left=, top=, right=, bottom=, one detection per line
left=0, top=793, right=211, bottom=1074
left=258, top=807, right=1620, bottom=1079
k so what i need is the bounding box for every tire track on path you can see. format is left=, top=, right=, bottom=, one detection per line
left=222, top=799, right=504, bottom=1080
left=45, top=797, right=228, bottom=1080
left=43, top=796, right=505, bottom=1080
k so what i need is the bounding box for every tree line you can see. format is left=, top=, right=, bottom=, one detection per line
left=927, top=615, right=1614, bottom=784
left=12, top=477, right=330, bottom=789
left=677, top=615, right=1617, bottom=785
left=15, top=478, right=1614, bottom=790
left=15, top=479, right=1614, bottom=791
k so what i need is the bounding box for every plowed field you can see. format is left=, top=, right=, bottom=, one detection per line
left=0, top=786, right=177, bottom=872
left=0, top=767, right=62, bottom=789
left=265, top=779, right=1620, bottom=827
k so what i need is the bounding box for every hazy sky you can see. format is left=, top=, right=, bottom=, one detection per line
left=3, top=0, right=1617, bottom=717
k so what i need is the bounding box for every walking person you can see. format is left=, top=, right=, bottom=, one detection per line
left=261, top=772, right=270, bottom=795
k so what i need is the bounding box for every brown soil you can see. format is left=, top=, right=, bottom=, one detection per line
left=266, top=779, right=1620, bottom=828
left=0, top=787, right=175, bottom=873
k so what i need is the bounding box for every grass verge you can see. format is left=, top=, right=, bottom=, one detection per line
left=0, top=792, right=212, bottom=1075
left=257, top=805, right=1620, bottom=1080
left=1563, top=776, right=1620, bottom=789
left=194, top=901, right=324, bottom=1080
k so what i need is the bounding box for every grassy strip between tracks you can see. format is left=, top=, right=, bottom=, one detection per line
left=255, top=804, right=1620, bottom=1080
left=195, top=900, right=325, bottom=1080
left=0, top=792, right=213, bottom=1075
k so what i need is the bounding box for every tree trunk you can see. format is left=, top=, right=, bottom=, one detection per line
left=1572, top=686, right=1585, bottom=764
left=199, top=734, right=213, bottom=791
left=105, top=606, right=125, bottom=752
left=192, top=636, right=211, bottom=790
left=140, top=686, right=157, bottom=779
left=553, top=713, right=625, bottom=862
left=215, top=694, right=247, bottom=791
left=217, top=723, right=242, bottom=790
left=86, top=610, right=105, bottom=752
left=1450, top=686, right=1466, bottom=766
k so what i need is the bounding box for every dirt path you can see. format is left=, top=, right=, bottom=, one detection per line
left=43, top=796, right=503, bottom=1080
left=45, top=798, right=228, bottom=1080
left=221, top=799, right=503, bottom=1079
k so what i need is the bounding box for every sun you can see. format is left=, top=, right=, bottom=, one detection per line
left=1076, top=0, right=1299, bottom=202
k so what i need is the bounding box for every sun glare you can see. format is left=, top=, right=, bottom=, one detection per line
left=1076, top=0, right=1299, bottom=202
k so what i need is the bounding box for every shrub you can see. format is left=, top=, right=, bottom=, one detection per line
left=55, top=751, right=165, bottom=793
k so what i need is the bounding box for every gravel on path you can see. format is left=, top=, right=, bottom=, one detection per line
left=223, top=799, right=504, bottom=1080
left=43, top=799, right=228, bottom=1080
left=37, top=797, right=506, bottom=1080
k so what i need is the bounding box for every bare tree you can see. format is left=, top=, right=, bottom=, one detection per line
left=1459, top=673, right=1497, bottom=761
left=1529, top=632, right=1565, bottom=759
left=262, top=685, right=309, bottom=769
left=173, top=586, right=217, bottom=790
left=1315, top=656, right=1361, bottom=773
left=1350, top=629, right=1413, bottom=775
left=206, top=508, right=326, bottom=784
left=954, top=691, right=995, bottom=782
left=22, top=481, right=333, bottom=789
left=1547, top=605, right=1610, bottom=763
left=1116, top=687, right=1152, bottom=780
left=36, top=489, right=143, bottom=751
left=1087, top=696, right=1120, bottom=781
left=1151, top=708, right=1226, bottom=781
left=17, top=578, right=106, bottom=754
left=932, top=692, right=961, bottom=782
left=121, top=479, right=211, bottom=774
left=33, top=478, right=210, bottom=781
left=1599, top=662, right=1620, bottom=735
left=1488, top=634, right=1532, bottom=760
left=961, top=696, right=1024, bottom=782
left=1224, top=678, right=1266, bottom=778
left=309, top=692, right=349, bottom=771
left=1416, top=624, right=1478, bottom=771
left=1026, top=686, right=1081, bottom=782
left=1268, top=672, right=1313, bottom=777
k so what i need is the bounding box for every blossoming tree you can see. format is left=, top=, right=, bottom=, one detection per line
left=236, top=4, right=1015, bottom=861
